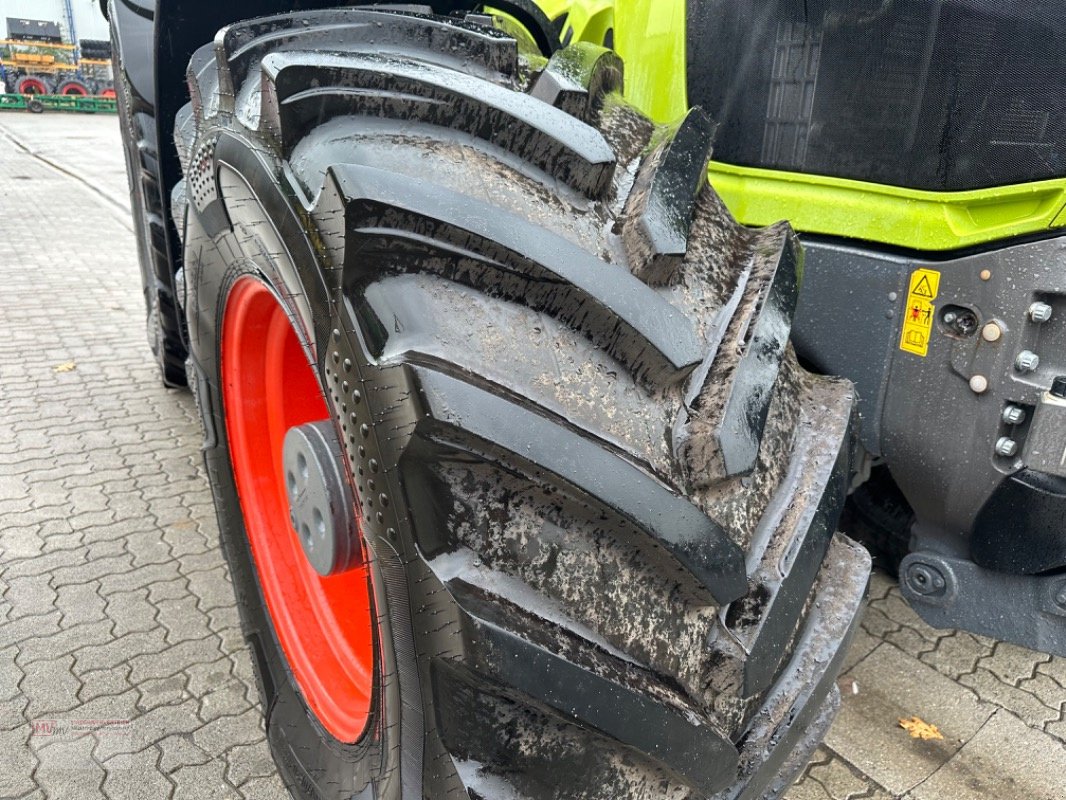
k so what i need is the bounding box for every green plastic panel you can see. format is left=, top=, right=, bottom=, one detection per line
left=710, top=162, right=1066, bottom=251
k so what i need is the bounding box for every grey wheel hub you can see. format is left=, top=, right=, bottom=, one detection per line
left=282, top=421, right=359, bottom=577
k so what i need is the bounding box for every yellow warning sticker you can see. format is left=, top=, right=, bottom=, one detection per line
left=899, top=268, right=940, bottom=357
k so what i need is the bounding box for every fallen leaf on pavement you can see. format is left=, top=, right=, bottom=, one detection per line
left=899, top=716, right=944, bottom=740
left=53, top=361, right=76, bottom=373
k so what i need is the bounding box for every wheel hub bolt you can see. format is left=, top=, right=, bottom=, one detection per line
left=1016, top=351, right=1040, bottom=373
left=1002, top=405, right=1027, bottom=425
left=1029, top=302, right=1053, bottom=323
left=995, top=437, right=1019, bottom=458
left=282, top=421, right=360, bottom=577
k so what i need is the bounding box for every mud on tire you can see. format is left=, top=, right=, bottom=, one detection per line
left=180, top=8, right=870, bottom=799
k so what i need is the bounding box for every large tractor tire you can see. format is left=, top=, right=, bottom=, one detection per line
left=56, top=79, right=90, bottom=96
left=110, top=14, right=188, bottom=387
left=841, top=466, right=915, bottom=576
left=16, top=75, right=50, bottom=95
left=179, top=9, right=870, bottom=799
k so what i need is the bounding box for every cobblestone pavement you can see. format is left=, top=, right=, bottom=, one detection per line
left=1, top=114, right=1065, bottom=800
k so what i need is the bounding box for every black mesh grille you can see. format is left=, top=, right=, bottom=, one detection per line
left=687, top=0, right=1066, bottom=191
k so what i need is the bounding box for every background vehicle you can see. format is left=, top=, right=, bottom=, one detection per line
left=0, top=16, right=115, bottom=96
left=105, top=0, right=872, bottom=797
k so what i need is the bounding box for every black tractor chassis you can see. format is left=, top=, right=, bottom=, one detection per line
left=794, top=231, right=1066, bottom=655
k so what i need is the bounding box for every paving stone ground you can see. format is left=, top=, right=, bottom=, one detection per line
left=0, top=113, right=1064, bottom=800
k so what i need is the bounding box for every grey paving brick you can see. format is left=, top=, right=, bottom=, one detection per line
left=18, top=621, right=116, bottom=667
left=0, top=646, right=23, bottom=701
left=958, top=667, right=1062, bottom=730
left=223, top=740, right=277, bottom=788
left=191, top=708, right=264, bottom=754
left=1018, top=672, right=1066, bottom=718
left=197, top=680, right=251, bottom=725
left=77, top=666, right=132, bottom=705
left=235, top=775, right=291, bottom=800
left=137, top=675, right=190, bottom=713
left=793, top=749, right=894, bottom=800
left=917, top=629, right=993, bottom=682
left=101, top=745, right=175, bottom=800
left=54, top=583, right=107, bottom=629
left=826, top=643, right=994, bottom=796
left=50, top=553, right=133, bottom=590
left=155, top=596, right=214, bottom=645
left=73, top=629, right=168, bottom=676
left=31, top=733, right=106, bottom=800
left=170, top=759, right=239, bottom=800
left=0, top=693, right=30, bottom=732
left=979, top=642, right=1053, bottom=687
left=1036, top=655, right=1066, bottom=689
left=183, top=567, right=236, bottom=613
left=858, top=605, right=899, bottom=640
left=0, top=726, right=37, bottom=798
left=184, top=661, right=237, bottom=700
left=128, top=639, right=225, bottom=686
left=156, top=733, right=212, bottom=775
left=94, top=699, right=201, bottom=764
left=907, top=710, right=1066, bottom=800
left=1045, top=714, right=1066, bottom=744
left=22, top=656, right=81, bottom=718
left=146, top=578, right=190, bottom=605
left=97, top=561, right=181, bottom=596
left=125, top=530, right=176, bottom=568
left=103, top=589, right=160, bottom=637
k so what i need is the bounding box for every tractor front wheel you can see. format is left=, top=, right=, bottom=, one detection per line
left=178, top=8, right=870, bottom=799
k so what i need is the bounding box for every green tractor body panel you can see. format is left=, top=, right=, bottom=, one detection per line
left=545, top=0, right=688, bottom=125
left=709, top=164, right=1066, bottom=251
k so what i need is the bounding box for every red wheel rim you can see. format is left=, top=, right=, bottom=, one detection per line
left=61, top=83, right=88, bottom=96
left=19, top=78, right=46, bottom=95
left=221, top=277, right=373, bottom=743
left=100, top=88, right=116, bottom=98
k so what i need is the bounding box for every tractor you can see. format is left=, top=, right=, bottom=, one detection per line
left=102, top=0, right=1061, bottom=797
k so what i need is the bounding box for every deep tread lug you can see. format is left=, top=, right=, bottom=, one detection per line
left=261, top=50, right=616, bottom=197
left=680, top=224, right=801, bottom=483
left=727, top=381, right=854, bottom=697
left=323, top=163, right=703, bottom=384
left=624, top=107, right=716, bottom=285
left=219, top=8, right=519, bottom=91
left=411, top=365, right=747, bottom=604
left=444, top=602, right=741, bottom=795
left=530, top=41, right=623, bottom=123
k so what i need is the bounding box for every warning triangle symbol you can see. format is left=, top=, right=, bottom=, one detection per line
left=913, top=275, right=934, bottom=298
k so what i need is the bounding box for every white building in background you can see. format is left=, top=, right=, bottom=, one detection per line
left=0, top=0, right=109, bottom=44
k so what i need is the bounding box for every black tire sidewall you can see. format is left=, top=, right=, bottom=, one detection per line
left=185, top=166, right=401, bottom=799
